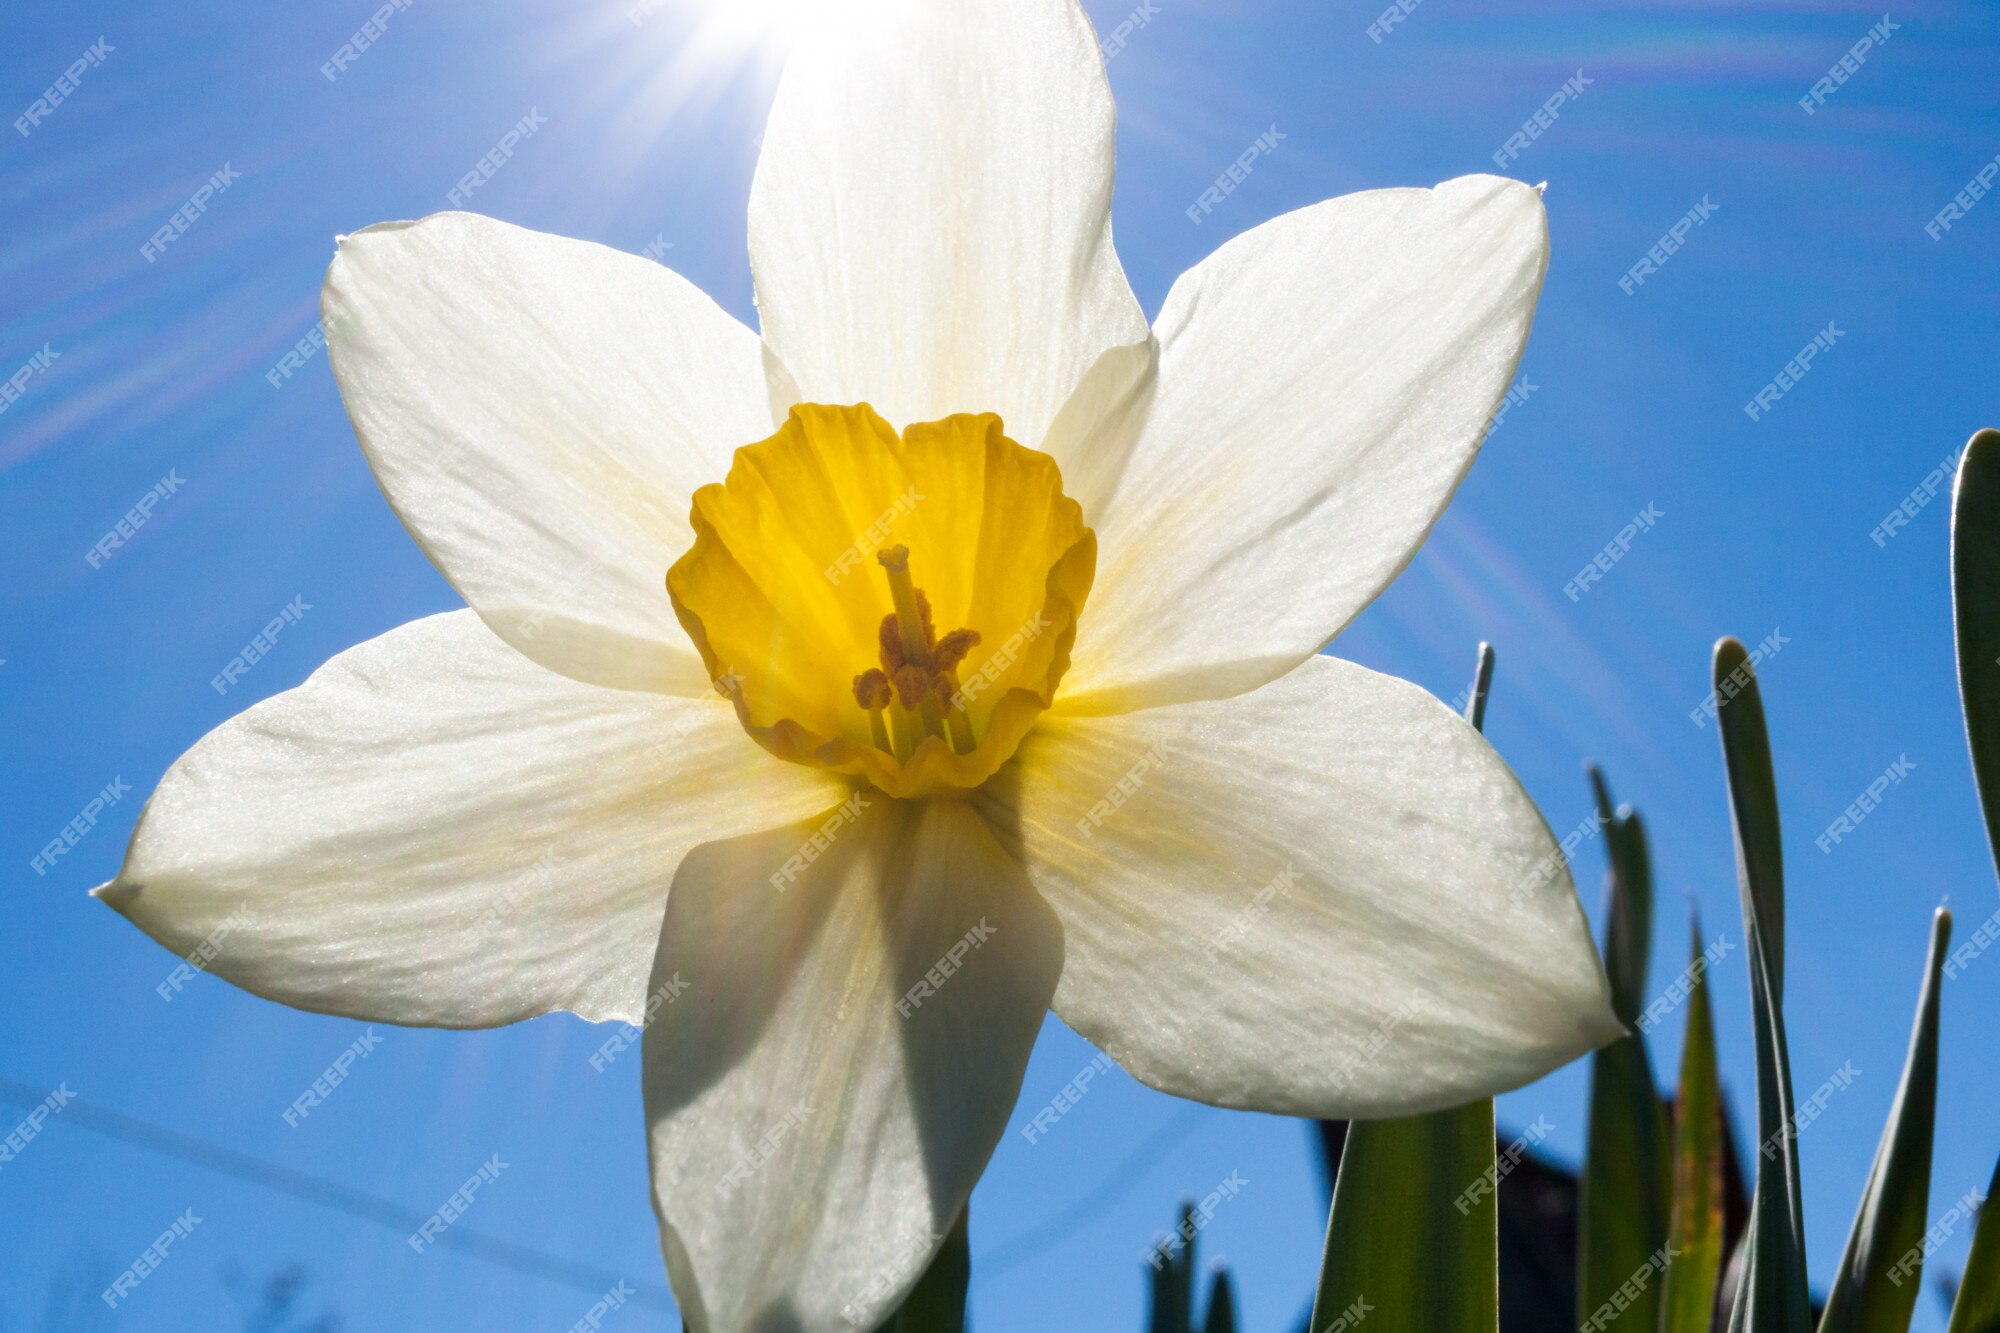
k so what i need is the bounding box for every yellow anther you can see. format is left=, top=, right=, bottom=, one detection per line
left=932, top=628, right=980, bottom=674
left=852, top=669, right=891, bottom=712
left=892, top=664, right=930, bottom=711
left=853, top=669, right=893, bottom=754
left=878, top=615, right=907, bottom=674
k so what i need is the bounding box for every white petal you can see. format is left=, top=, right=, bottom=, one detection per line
left=645, top=797, right=1062, bottom=1332
left=748, top=0, right=1149, bottom=447
left=976, top=654, right=1619, bottom=1118
left=325, top=214, right=783, bottom=695
left=96, top=612, right=844, bottom=1027
left=1060, top=176, right=1550, bottom=714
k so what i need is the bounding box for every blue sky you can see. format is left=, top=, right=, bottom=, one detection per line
left=4, top=0, right=1998, bottom=1328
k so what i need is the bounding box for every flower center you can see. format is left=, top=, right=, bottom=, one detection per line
left=853, top=544, right=985, bottom=760
left=667, top=403, right=1095, bottom=799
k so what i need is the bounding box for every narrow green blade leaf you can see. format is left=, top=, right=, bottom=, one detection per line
left=1820, top=908, right=1953, bottom=1333
left=1577, top=775, right=1671, bottom=1333
left=882, top=1207, right=969, bottom=1333
left=1201, top=1266, right=1239, bottom=1333
left=1713, top=636, right=1812, bottom=1333
left=1312, top=1100, right=1499, bottom=1330
left=1946, top=1152, right=2000, bottom=1333
left=1714, top=638, right=1787, bottom=994
left=1309, top=642, right=1500, bottom=1332
left=1147, top=1261, right=1175, bottom=1333
left=1142, top=1200, right=1198, bottom=1333
left=1169, top=1199, right=1197, bottom=1333
left=1953, top=429, right=2000, bottom=888
left=1578, top=1041, right=1672, bottom=1331
left=1587, top=767, right=1654, bottom=1025
left=1659, top=913, right=1728, bottom=1333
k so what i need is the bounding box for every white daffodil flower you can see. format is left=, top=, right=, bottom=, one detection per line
left=98, top=0, right=1619, bottom=1327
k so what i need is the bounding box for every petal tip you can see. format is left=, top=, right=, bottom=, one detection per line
left=91, top=877, right=134, bottom=909
left=1585, top=1003, right=1630, bottom=1050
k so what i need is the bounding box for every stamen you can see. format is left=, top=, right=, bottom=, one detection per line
left=877, top=546, right=946, bottom=744
left=932, top=628, right=980, bottom=674
left=935, top=676, right=977, bottom=755
left=852, top=669, right=891, bottom=711
left=859, top=664, right=917, bottom=762
left=891, top=665, right=930, bottom=711
left=877, top=615, right=907, bottom=675
left=863, top=545, right=985, bottom=759
left=886, top=704, right=913, bottom=763
left=853, top=670, right=893, bottom=754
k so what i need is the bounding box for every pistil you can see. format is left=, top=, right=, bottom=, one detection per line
left=875, top=546, right=932, bottom=668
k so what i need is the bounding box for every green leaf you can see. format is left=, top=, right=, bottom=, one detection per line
left=1713, top=637, right=1813, bottom=1333
left=880, top=1207, right=969, bottom=1333
left=1169, top=1199, right=1197, bottom=1333
left=1659, top=913, right=1728, bottom=1333
left=1578, top=1040, right=1672, bottom=1331
left=1946, top=1151, right=2000, bottom=1332
left=1610, top=815, right=1655, bottom=1026
left=1953, top=429, right=2000, bottom=888
left=1309, top=642, right=1501, bottom=1333
left=1576, top=772, right=1672, bottom=1333
left=1714, top=638, right=1788, bottom=992
left=1201, top=1266, right=1238, bottom=1333
left=1312, top=1100, right=1499, bottom=1330
left=1819, top=908, right=1953, bottom=1333
left=1144, top=1200, right=1197, bottom=1333
left=1147, top=1261, right=1175, bottom=1333
left=1588, top=767, right=1654, bottom=1025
